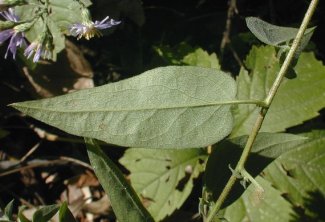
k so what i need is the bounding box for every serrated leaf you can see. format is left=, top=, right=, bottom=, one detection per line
left=11, top=66, right=236, bottom=149
left=222, top=130, right=325, bottom=221
left=119, top=148, right=207, bottom=221
left=232, top=46, right=325, bottom=137
left=58, top=202, right=76, bottom=222
left=32, top=204, right=59, bottom=222
left=204, top=133, right=306, bottom=207
left=246, top=17, right=314, bottom=47
left=263, top=130, right=325, bottom=206
left=183, top=48, right=221, bottom=69
left=85, top=138, right=154, bottom=222
left=223, top=177, right=293, bottom=222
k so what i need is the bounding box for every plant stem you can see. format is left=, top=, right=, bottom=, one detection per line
left=206, top=0, right=319, bottom=221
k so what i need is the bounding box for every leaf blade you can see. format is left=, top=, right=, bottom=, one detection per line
left=11, top=66, right=236, bottom=148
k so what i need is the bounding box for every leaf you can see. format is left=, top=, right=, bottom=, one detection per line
left=204, top=133, right=306, bottom=207
left=18, top=206, right=31, bottom=222
left=222, top=130, right=325, bottom=221
left=32, top=204, right=59, bottom=222
left=182, top=48, right=221, bottom=69
left=11, top=66, right=237, bottom=149
left=154, top=43, right=221, bottom=69
left=3, top=200, right=14, bottom=221
left=263, top=130, right=325, bottom=207
left=232, top=46, right=325, bottom=137
left=58, top=202, right=76, bottom=222
left=85, top=138, right=154, bottom=222
left=246, top=17, right=314, bottom=47
left=223, top=177, right=294, bottom=222
left=0, top=129, right=9, bottom=139
left=119, top=148, right=207, bottom=221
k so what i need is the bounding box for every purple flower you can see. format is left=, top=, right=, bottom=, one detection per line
left=0, top=8, right=26, bottom=59
left=69, top=16, right=121, bottom=40
left=24, top=41, right=52, bottom=63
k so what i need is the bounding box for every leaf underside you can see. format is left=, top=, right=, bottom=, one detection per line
left=11, top=66, right=237, bottom=149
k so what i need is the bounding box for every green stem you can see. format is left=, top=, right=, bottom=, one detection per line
left=206, top=0, right=319, bottom=221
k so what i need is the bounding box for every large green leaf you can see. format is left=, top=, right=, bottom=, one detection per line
left=223, top=177, right=293, bottom=222
left=11, top=66, right=237, bottom=149
left=204, top=133, right=306, bottom=207
left=32, top=204, right=59, bottom=222
left=222, top=130, right=325, bottom=221
left=119, top=148, right=207, bottom=221
left=232, top=46, right=325, bottom=137
left=85, top=138, right=154, bottom=222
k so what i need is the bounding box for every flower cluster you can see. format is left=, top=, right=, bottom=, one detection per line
left=0, top=5, right=121, bottom=62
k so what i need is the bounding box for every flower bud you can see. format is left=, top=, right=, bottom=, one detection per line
left=0, top=20, right=15, bottom=31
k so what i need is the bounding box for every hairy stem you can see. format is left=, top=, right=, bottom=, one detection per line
left=206, top=0, right=319, bottom=221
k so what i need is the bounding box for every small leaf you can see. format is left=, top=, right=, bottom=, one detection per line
left=182, top=48, right=221, bottom=69
left=59, top=202, right=76, bottom=222
left=11, top=66, right=237, bottom=149
left=204, top=133, right=306, bottom=207
left=85, top=138, right=154, bottom=222
left=18, top=206, right=31, bottom=222
left=119, top=148, right=207, bottom=221
left=246, top=17, right=314, bottom=47
left=4, top=200, right=14, bottom=221
left=232, top=46, right=325, bottom=137
left=32, top=204, right=59, bottom=222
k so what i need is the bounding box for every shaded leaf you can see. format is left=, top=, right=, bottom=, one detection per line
left=183, top=48, right=221, bottom=69
left=119, top=148, right=207, bottom=221
left=223, top=177, right=293, bottom=222
left=2, top=200, right=14, bottom=221
left=263, top=130, right=325, bottom=206
left=59, top=202, right=76, bottom=222
left=32, top=204, right=59, bottom=222
left=204, top=133, right=306, bottom=207
left=18, top=206, right=31, bottom=222
left=85, top=138, right=154, bottom=222
left=11, top=66, right=236, bottom=149
left=232, top=46, right=325, bottom=137
left=0, top=129, right=9, bottom=139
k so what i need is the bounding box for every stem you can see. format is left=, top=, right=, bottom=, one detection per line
left=206, top=0, right=319, bottom=221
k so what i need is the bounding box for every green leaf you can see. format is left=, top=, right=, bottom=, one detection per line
left=59, top=202, right=76, bottom=222
left=223, top=130, right=325, bottom=221
left=3, top=200, right=14, bottom=221
left=85, top=138, right=154, bottom=222
left=18, top=206, right=31, bottom=222
left=182, top=48, right=221, bottom=69
left=0, top=129, right=9, bottom=139
left=263, top=130, right=325, bottom=207
left=119, top=148, right=207, bottom=221
left=154, top=43, right=221, bottom=69
left=204, top=133, right=306, bottom=207
left=232, top=46, right=325, bottom=137
left=223, top=177, right=293, bottom=222
left=11, top=66, right=237, bottom=149
left=246, top=17, right=314, bottom=47
left=32, top=204, right=59, bottom=222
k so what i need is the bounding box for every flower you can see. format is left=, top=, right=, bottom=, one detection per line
left=0, top=8, right=26, bottom=59
left=24, top=37, right=53, bottom=63
left=69, top=16, right=121, bottom=40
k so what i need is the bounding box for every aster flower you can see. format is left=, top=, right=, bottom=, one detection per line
left=69, top=16, right=121, bottom=40
left=24, top=33, right=54, bottom=63
left=0, top=8, right=26, bottom=59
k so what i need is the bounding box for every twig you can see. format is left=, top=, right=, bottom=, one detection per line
left=220, top=0, right=238, bottom=58
left=20, top=142, right=42, bottom=162
left=206, top=0, right=319, bottom=221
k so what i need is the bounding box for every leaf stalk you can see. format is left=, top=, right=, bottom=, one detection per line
left=206, top=0, right=319, bottom=221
